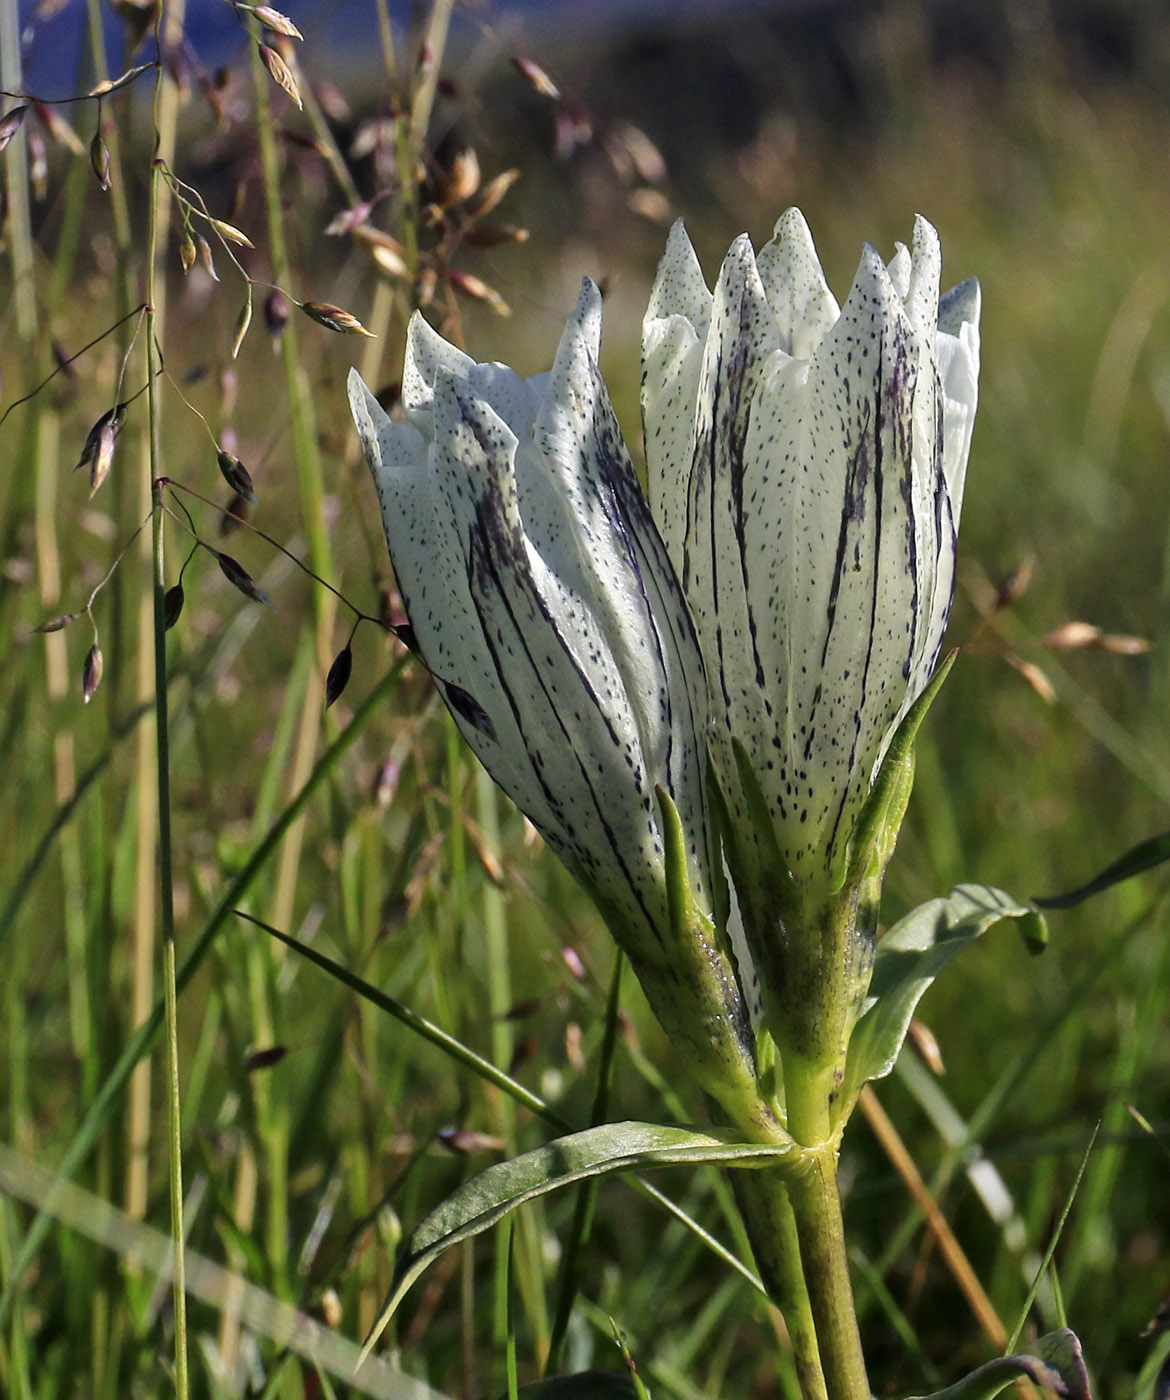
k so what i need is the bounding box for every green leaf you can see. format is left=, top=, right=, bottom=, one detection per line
left=1034, top=828, right=1170, bottom=909
left=840, top=885, right=1045, bottom=1114
left=366, top=1121, right=793, bottom=1355
left=905, top=1327, right=1090, bottom=1400
left=498, top=1373, right=637, bottom=1400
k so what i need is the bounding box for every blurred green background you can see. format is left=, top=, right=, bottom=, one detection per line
left=4, top=1, right=1170, bottom=1396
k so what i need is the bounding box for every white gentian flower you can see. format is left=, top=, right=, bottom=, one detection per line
left=642, top=208, right=980, bottom=897
left=349, top=284, right=763, bottom=1114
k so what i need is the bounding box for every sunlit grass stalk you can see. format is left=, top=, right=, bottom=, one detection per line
left=0, top=652, right=408, bottom=1334
left=545, top=951, right=624, bottom=1372
left=248, top=39, right=338, bottom=1299
left=145, top=6, right=188, bottom=1388
left=0, top=0, right=35, bottom=339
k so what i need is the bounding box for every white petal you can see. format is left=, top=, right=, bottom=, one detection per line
left=642, top=312, right=704, bottom=570
left=937, top=277, right=982, bottom=522
left=886, top=242, right=912, bottom=301
left=429, top=372, right=695, bottom=946
left=755, top=207, right=840, bottom=359
left=904, top=215, right=942, bottom=341
left=643, top=222, right=712, bottom=569
left=401, top=311, right=474, bottom=424
left=349, top=367, right=561, bottom=838
left=645, top=219, right=712, bottom=330
left=735, top=245, right=929, bottom=878
left=532, top=281, right=713, bottom=891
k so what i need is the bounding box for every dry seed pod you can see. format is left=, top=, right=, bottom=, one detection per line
left=231, top=293, right=253, bottom=359
left=88, top=418, right=119, bottom=496
left=1006, top=653, right=1056, bottom=704
left=251, top=5, right=302, bottom=39
left=416, top=264, right=437, bottom=307
left=511, top=55, right=559, bottom=99
left=196, top=234, right=220, bottom=281
left=216, top=550, right=272, bottom=607
left=472, top=168, right=519, bottom=219
left=210, top=217, right=254, bottom=248
left=74, top=405, right=124, bottom=495
left=434, top=148, right=480, bottom=208
left=217, top=449, right=257, bottom=503
left=1100, top=633, right=1149, bottom=655
left=370, top=242, right=411, bottom=280
left=0, top=104, right=28, bottom=153
left=90, top=131, right=111, bottom=190
left=179, top=231, right=197, bottom=273
left=1042, top=621, right=1101, bottom=650
left=447, top=268, right=510, bottom=317
left=28, top=128, right=47, bottom=199
left=995, top=556, right=1035, bottom=610
left=463, top=222, right=529, bottom=249
left=163, top=582, right=185, bottom=630
left=82, top=643, right=104, bottom=704
left=35, top=612, right=77, bottom=634
left=616, top=122, right=667, bottom=183
left=438, top=1128, right=505, bottom=1156
left=320, top=1289, right=342, bottom=1330
left=554, top=100, right=593, bottom=157
left=907, top=1019, right=945, bottom=1076
left=627, top=187, right=672, bottom=224
left=298, top=300, right=375, bottom=336
left=263, top=287, right=289, bottom=347
left=259, top=42, right=302, bottom=108
left=323, top=200, right=375, bottom=237
left=324, top=643, right=352, bottom=708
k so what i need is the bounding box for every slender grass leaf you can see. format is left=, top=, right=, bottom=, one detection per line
left=840, top=885, right=1044, bottom=1115
left=367, top=1121, right=793, bottom=1354
left=0, top=665, right=405, bottom=1330
left=1034, top=830, right=1170, bottom=909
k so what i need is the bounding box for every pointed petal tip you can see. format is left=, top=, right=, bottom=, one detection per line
left=347, top=367, right=383, bottom=436
left=773, top=205, right=813, bottom=239
left=940, top=275, right=982, bottom=333
left=911, top=212, right=940, bottom=249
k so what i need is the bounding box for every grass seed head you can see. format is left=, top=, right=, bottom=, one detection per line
left=0, top=105, right=29, bottom=153
left=298, top=300, right=375, bottom=336
left=90, top=132, right=111, bottom=190
left=324, top=643, right=353, bottom=708
left=82, top=643, right=103, bottom=703
left=217, top=449, right=257, bottom=503
left=252, top=6, right=302, bottom=40
left=216, top=551, right=272, bottom=607
left=259, top=42, right=302, bottom=109
left=263, top=287, right=290, bottom=347
left=163, top=583, right=185, bottom=631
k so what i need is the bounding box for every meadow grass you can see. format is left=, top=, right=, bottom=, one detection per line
left=2, top=5, right=1170, bottom=1397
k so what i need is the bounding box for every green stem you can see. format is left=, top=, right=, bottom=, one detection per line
left=784, top=1148, right=869, bottom=1400
left=733, top=1171, right=828, bottom=1400
left=147, top=21, right=188, bottom=1390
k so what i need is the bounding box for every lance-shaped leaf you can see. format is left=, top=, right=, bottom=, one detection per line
left=838, top=884, right=1046, bottom=1116
left=367, top=1120, right=795, bottom=1350
left=906, top=1328, right=1090, bottom=1400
